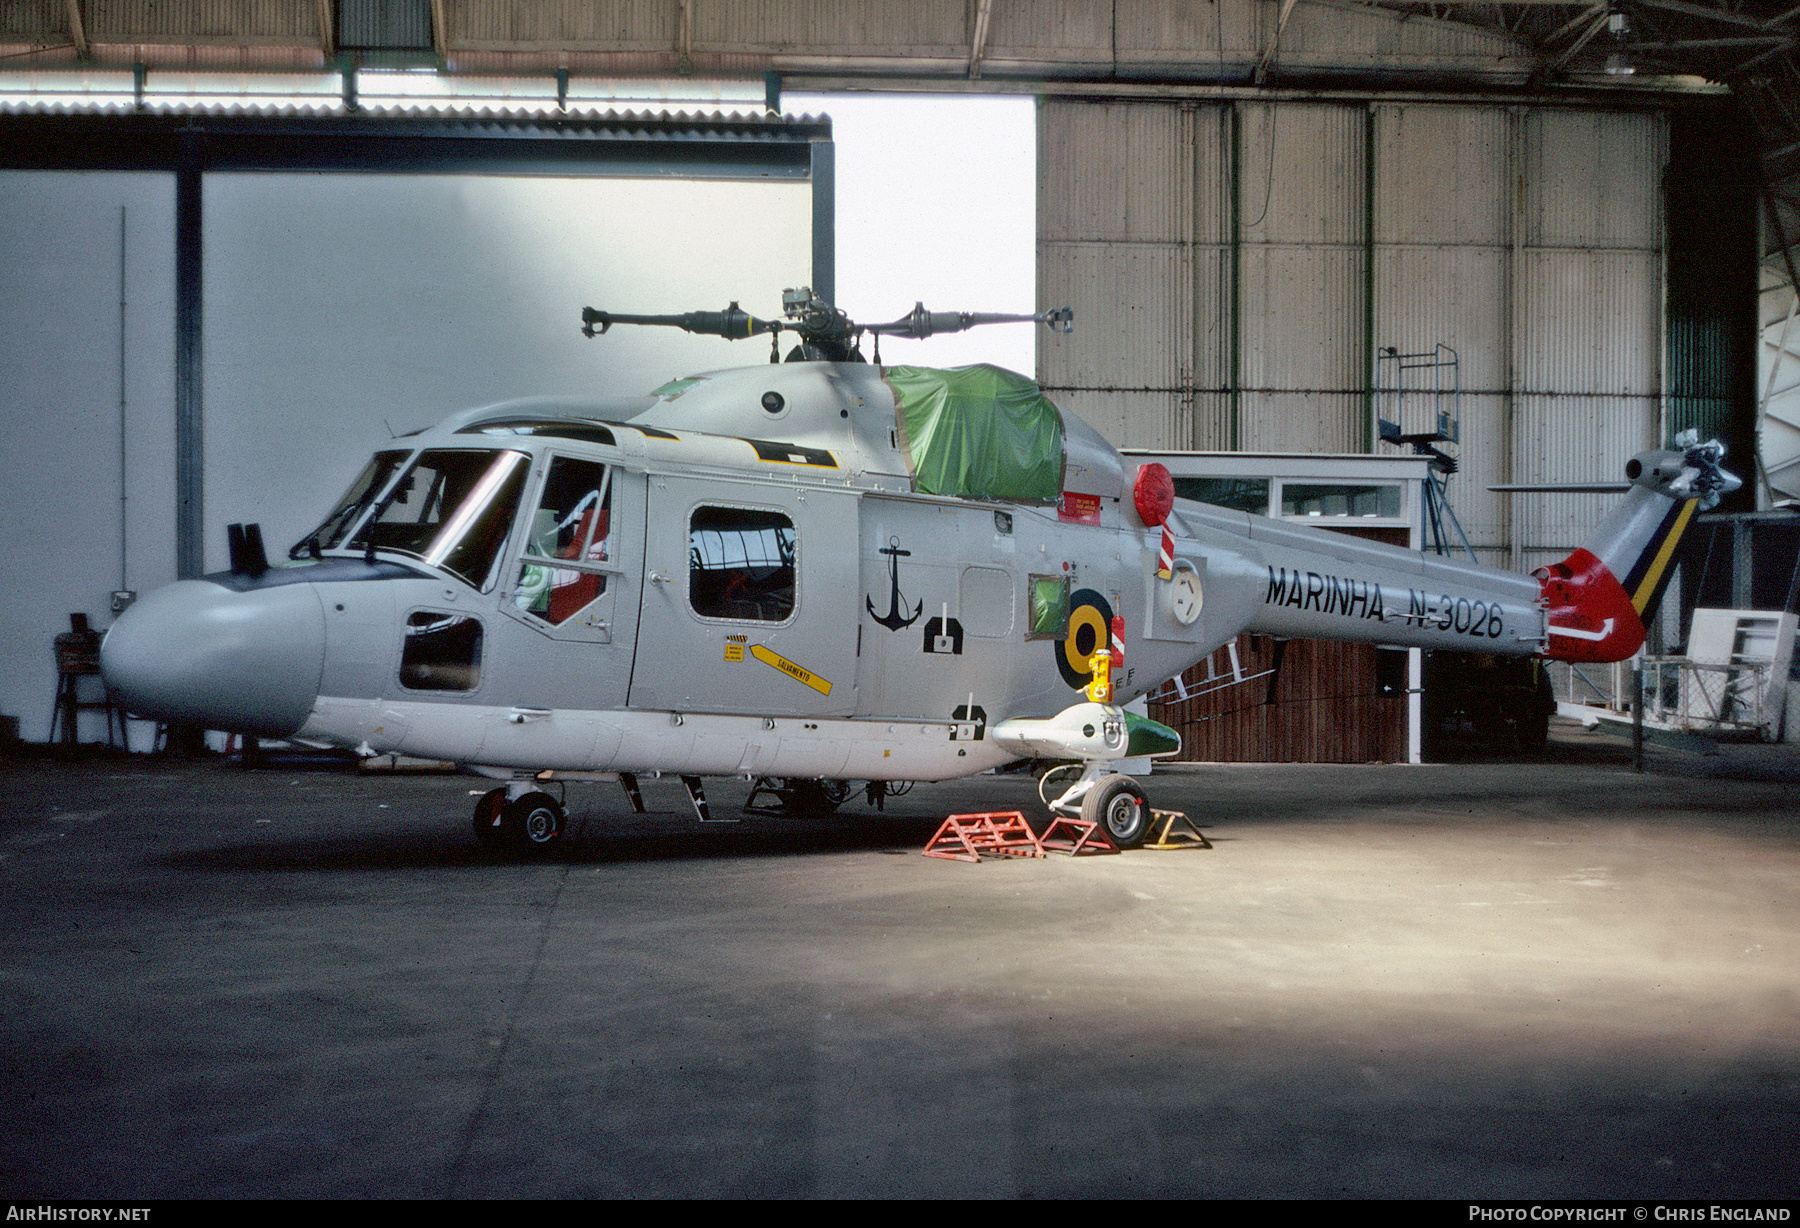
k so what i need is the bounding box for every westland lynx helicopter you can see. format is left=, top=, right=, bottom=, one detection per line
left=102, top=287, right=1740, bottom=851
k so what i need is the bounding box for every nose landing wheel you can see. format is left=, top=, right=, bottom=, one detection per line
left=1081, top=773, right=1149, bottom=848
left=1040, top=764, right=1152, bottom=849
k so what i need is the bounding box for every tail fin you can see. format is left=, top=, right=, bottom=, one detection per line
left=1535, top=436, right=1740, bottom=663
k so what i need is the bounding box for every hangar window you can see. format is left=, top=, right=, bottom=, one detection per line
left=688, top=507, right=795, bottom=623
left=338, top=0, right=433, bottom=53
left=399, top=611, right=482, bottom=691
left=1280, top=482, right=1402, bottom=520
left=1174, top=476, right=1269, bottom=516
left=514, top=458, right=613, bottom=625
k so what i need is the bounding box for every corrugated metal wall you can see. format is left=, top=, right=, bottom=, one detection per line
left=1039, top=97, right=1667, bottom=571
left=0, top=0, right=1541, bottom=80
left=88, top=2, right=315, bottom=44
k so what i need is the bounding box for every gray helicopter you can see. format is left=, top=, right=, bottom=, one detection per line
left=102, top=288, right=1739, bottom=850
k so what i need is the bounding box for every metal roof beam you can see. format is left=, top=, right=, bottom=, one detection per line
left=1255, top=0, right=1304, bottom=84
left=1547, top=8, right=1613, bottom=70
left=969, top=0, right=994, bottom=79
left=1632, top=0, right=1786, bottom=32
left=430, top=0, right=447, bottom=61
left=1727, top=38, right=1798, bottom=72
left=1546, top=2, right=1610, bottom=44
left=1624, top=35, right=1794, bottom=48
left=64, top=0, right=87, bottom=59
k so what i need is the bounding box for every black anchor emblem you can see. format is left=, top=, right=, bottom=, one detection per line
left=866, top=536, right=922, bottom=631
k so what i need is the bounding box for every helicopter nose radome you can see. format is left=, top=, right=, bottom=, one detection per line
left=101, top=579, right=325, bottom=739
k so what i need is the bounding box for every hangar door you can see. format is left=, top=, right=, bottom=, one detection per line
left=0, top=109, right=829, bottom=748
left=203, top=171, right=816, bottom=570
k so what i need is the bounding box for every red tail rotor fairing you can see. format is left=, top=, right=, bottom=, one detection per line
left=1534, top=548, right=1647, bottom=663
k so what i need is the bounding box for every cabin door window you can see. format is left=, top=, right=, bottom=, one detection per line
left=513, top=457, right=616, bottom=629
left=687, top=506, right=797, bottom=624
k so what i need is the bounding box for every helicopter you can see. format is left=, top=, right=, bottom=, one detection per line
left=100, top=287, right=1740, bottom=851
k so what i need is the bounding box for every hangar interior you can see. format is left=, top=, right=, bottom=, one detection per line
left=2, top=0, right=1795, bottom=755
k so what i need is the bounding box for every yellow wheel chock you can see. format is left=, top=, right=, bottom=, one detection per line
left=1142, top=808, right=1211, bottom=850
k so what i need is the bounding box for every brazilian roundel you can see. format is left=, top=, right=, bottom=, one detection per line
left=1055, top=588, right=1113, bottom=689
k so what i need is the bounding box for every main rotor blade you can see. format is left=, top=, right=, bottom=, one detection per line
left=864, top=304, right=1074, bottom=339
left=581, top=303, right=777, bottom=341
left=1489, top=483, right=1632, bottom=493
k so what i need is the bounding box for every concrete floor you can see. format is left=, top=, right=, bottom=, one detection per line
left=1, top=727, right=1796, bottom=1199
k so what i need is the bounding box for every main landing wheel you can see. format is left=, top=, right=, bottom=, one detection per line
left=501, top=791, right=566, bottom=852
left=787, top=778, right=852, bottom=817
left=1082, top=773, right=1150, bottom=849
left=472, top=788, right=566, bottom=852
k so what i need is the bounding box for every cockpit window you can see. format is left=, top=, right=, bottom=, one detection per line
left=350, top=449, right=529, bottom=590
left=291, top=450, right=410, bottom=559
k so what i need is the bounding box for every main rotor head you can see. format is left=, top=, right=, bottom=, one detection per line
left=581, top=287, right=1072, bottom=364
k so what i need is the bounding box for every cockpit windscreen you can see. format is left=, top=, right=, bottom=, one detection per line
left=334, top=448, right=530, bottom=590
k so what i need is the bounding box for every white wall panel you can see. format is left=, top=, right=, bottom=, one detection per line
left=454, top=0, right=677, bottom=50
left=1375, top=105, right=1509, bottom=245
left=92, top=0, right=314, bottom=43
left=1240, top=245, right=1364, bottom=391
left=1374, top=245, right=1508, bottom=392
left=1239, top=102, right=1365, bottom=247
left=698, top=0, right=966, bottom=56
left=1040, top=100, right=1188, bottom=244
left=1056, top=389, right=1193, bottom=452
left=1038, top=241, right=1186, bottom=389
left=0, top=172, right=176, bottom=746
left=1515, top=395, right=1659, bottom=549
left=1527, top=110, right=1665, bottom=250
left=1238, top=391, right=1365, bottom=453
left=1280, top=2, right=1527, bottom=69
left=1441, top=391, right=1510, bottom=550
left=1114, top=0, right=1251, bottom=65
left=987, top=0, right=1117, bottom=63
left=1520, top=249, right=1662, bottom=396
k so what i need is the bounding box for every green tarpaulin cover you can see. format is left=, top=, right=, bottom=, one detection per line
left=886, top=365, right=1064, bottom=503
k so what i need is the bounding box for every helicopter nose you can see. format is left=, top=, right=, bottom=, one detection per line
left=101, top=579, right=325, bottom=739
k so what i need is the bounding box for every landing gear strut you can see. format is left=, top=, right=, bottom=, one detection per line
left=745, top=777, right=853, bottom=817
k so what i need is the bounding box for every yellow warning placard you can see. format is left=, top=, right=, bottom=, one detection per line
left=750, top=645, right=833, bottom=695
left=724, top=644, right=744, bottom=662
